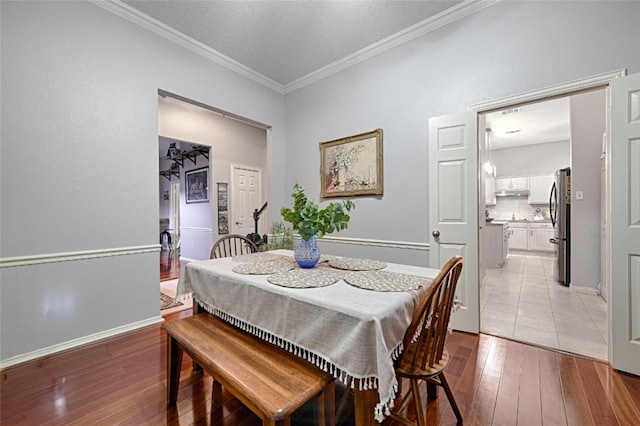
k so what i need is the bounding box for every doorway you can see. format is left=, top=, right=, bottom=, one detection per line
left=157, top=92, right=270, bottom=263
left=478, top=90, right=608, bottom=360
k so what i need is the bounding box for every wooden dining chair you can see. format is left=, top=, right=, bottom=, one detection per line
left=389, top=255, right=464, bottom=426
left=210, top=234, right=258, bottom=259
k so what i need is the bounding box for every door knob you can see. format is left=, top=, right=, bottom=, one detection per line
left=432, top=230, right=440, bottom=238
left=235, top=221, right=241, bottom=225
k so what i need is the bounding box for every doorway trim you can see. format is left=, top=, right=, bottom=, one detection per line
left=468, top=68, right=627, bottom=362
left=468, top=69, right=625, bottom=112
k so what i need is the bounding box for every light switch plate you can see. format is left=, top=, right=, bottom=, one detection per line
left=576, top=190, right=584, bottom=200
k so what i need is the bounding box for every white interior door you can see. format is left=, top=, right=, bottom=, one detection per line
left=610, top=71, right=640, bottom=375
left=231, top=166, right=262, bottom=236
left=429, top=112, right=479, bottom=333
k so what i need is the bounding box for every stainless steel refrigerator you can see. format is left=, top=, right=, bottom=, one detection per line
left=550, top=167, right=571, bottom=285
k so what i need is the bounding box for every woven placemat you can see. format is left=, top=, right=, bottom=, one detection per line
left=232, top=252, right=291, bottom=263
left=232, top=260, right=294, bottom=275
left=328, top=257, right=387, bottom=271
left=344, top=270, right=424, bottom=292
left=267, top=269, right=340, bottom=288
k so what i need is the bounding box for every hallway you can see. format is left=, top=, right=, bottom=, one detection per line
left=481, top=253, right=607, bottom=360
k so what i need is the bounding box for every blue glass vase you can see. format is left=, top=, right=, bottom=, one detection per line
left=294, top=236, right=320, bottom=268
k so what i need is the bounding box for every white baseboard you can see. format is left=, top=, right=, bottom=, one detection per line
left=569, top=284, right=599, bottom=294
left=0, top=316, right=164, bottom=370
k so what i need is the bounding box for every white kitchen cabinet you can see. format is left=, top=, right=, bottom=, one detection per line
left=509, top=222, right=529, bottom=250
left=496, top=176, right=529, bottom=191
left=528, top=174, right=554, bottom=205
left=502, top=224, right=509, bottom=262
left=484, top=223, right=509, bottom=267
left=511, top=176, right=529, bottom=190
left=485, top=177, right=496, bottom=206
left=529, top=222, right=555, bottom=252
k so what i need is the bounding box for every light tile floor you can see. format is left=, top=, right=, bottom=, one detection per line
left=481, top=252, right=608, bottom=360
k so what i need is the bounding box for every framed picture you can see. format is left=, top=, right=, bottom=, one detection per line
left=185, top=167, right=209, bottom=204
left=217, top=183, right=229, bottom=234
left=320, top=128, right=383, bottom=198
left=218, top=211, right=229, bottom=234
left=217, top=182, right=228, bottom=210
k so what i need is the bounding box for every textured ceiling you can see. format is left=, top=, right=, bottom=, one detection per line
left=122, top=0, right=463, bottom=85
left=122, top=1, right=568, bottom=148
left=485, top=97, right=571, bottom=150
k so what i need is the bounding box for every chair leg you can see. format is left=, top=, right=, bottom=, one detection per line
left=439, top=373, right=463, bottom=424
left=411, top=379, right=425, bottom=426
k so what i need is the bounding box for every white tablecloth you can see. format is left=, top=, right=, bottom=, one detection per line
left=176, top=250, right=439, bottom=422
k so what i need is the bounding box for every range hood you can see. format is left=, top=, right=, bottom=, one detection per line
left=495, top=189, right=530, bottom=197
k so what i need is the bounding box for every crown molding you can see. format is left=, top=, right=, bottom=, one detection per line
left=283, top=0, right=497, bottom=93
left=92, top=1, right=286, bottom=94
left=95, top=1, right=494, bottom=95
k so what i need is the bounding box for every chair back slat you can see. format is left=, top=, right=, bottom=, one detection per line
left=210, top=235, right=258, bottom=259
left=398, top=256, right=464, bottom=373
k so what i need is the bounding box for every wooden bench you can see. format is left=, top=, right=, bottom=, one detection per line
left=164, top=313, right=335, bottom=426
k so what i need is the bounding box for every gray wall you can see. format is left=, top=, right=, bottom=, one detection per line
left=0, top=1, right=284, bottom=363
left=2, top=0, right=640, bottom=364
left=284, top=1, right=640, bottom=265
left=570, top=89, right=606, bottom=290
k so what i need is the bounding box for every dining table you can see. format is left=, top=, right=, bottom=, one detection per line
left=175, top=249, right=440, bottom=424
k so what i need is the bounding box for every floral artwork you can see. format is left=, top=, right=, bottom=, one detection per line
left=320, top=129, right=383, bottom=198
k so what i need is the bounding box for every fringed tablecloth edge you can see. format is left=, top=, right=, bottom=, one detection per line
left=194, top=296, right=402, bottom=423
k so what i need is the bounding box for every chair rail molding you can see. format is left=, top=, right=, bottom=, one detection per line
left=0, top=245, right=160, bottom=268
left=315, top=235, right=429, bottom=251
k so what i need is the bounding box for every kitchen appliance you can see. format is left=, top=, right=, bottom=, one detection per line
left=549, top=167, right=571, bottom=285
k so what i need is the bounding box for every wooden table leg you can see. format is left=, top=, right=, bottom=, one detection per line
left=427, top=381, right=438, bottom=399
left=353, top=387, right=377, bottom=425
left=192, top=302, right=204, bottom=372
left=166, top=335, right=183, bottom=406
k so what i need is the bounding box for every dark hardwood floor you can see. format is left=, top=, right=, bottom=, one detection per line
left=160, top=251, right=189, bottom=281
left=2, top=256, right=638, bottom=425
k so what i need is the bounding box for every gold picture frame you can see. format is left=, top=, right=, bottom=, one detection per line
left=320, top=129, right=383, bottom=198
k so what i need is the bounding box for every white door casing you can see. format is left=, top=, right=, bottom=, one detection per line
left=610, top=72, right=640, bottom=375
left=429, top=112, right=479, bottom=333
left=170, top=181, right=180, bottom=249
left=231, top=165, right=262, bottom=236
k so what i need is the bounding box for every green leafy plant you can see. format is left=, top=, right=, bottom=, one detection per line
left=281, top=183, right=355, bottom=241
left=264, top=221, right=294, bottom=251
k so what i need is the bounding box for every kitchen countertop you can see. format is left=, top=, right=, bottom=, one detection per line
left=485, top=219, right=551, bottom=225
left=504, top=219, right=551, bottom=223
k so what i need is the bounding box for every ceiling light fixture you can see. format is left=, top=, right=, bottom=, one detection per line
left=484, top=127, right=496, bottom=177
